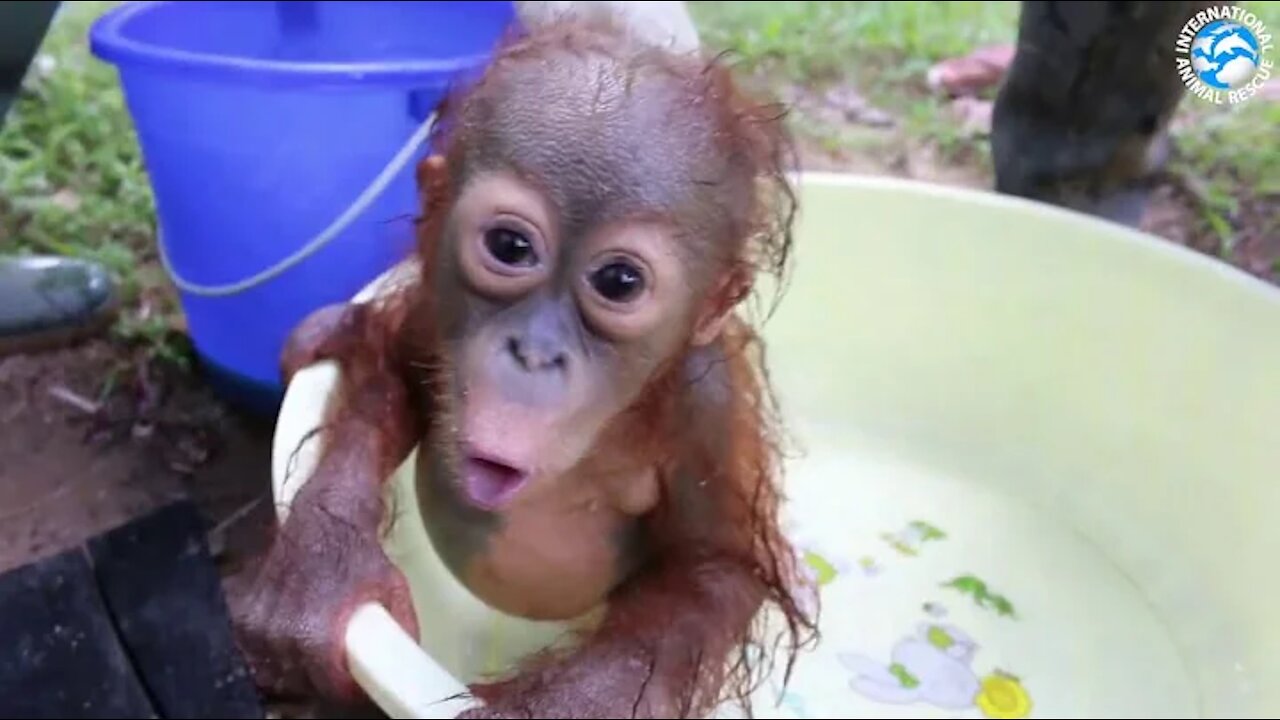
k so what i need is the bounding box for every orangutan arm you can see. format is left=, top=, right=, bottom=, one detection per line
left=278, top=301, right=422, bottom=518
left=592, top=538, right=769, bottom=717
left=230, top=300, right=425, bottom=704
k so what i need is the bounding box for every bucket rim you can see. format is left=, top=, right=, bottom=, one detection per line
left=88, top=1, right=514, bottom=87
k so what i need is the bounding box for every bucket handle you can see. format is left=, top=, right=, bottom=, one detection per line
left=156, top=112, right=437, bottom=298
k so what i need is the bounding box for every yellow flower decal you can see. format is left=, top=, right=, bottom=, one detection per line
left=976, top=670, right=1032, bottom=719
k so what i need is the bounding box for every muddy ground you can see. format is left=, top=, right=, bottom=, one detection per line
left=0, top=338, right=274, bottom=578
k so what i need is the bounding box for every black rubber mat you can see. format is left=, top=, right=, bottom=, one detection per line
left=87, top=500, right=263, bottom=719
left=0, top=547, right=156, bottom=718
left=0, top=500, right=264, bottom=719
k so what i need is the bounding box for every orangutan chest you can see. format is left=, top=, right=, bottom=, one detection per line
left=446, top=503, right=637, bottom=622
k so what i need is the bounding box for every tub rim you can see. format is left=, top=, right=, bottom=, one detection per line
left=270, top=171, right=1280, bottom=718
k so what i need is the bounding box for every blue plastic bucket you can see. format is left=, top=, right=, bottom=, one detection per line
left=90, top=1, right=516, bottom=413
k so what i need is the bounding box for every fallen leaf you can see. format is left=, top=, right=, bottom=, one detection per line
left=926, top=44, right=1016, bottom=97
left=824, top=84, right=896, bottom=127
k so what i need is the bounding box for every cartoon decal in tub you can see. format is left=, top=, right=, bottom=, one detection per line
left=837, top=615, right=1032, bottom=719
left=942, top=574, right=1019, bottom=619
left=790, top=520, right=1034, bottom=720
left=881, top=520, right=947, bottom=557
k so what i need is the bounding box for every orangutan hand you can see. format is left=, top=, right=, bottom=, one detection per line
left=228, top=502, right=419, bottom=704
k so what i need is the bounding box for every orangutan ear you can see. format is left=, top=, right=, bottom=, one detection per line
left=416, top=154, right=447, bottom=207
left=691, top=267, right=752, bottom=346
left=416, top=154, right=446, bottom=185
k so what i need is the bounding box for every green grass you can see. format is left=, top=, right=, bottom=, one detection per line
left=1, top=2, right=150, bottom=273
left=689, top=1, right=1018, bottom=85
left=1168, top=2, right=1280, bottom=257
left=691, top=0, right=1279, bottom=267
left=690, top=1, right=1020, bottom=167
left=1173, top=98, right=1280, bottom=257
left=0, top=1, right=190, bottom=363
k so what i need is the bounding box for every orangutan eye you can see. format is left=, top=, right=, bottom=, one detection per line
left=484, top=227, right=537, bottom=268
left=590, top=260, right=646, bottom=303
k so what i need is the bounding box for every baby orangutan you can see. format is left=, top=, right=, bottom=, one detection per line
left=231, top=17, right=818, bottom=719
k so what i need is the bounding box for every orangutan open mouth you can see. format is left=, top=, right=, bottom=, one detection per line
left=461, top=451, right=530, bottom=510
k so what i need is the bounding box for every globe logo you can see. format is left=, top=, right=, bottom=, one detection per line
left=1174, top=5, right=1274, bottom=105
left=1191, top=20, right=1261, bottom=90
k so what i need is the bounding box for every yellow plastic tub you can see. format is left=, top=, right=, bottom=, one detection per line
left=272, top=173, right=1280, bottom=719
